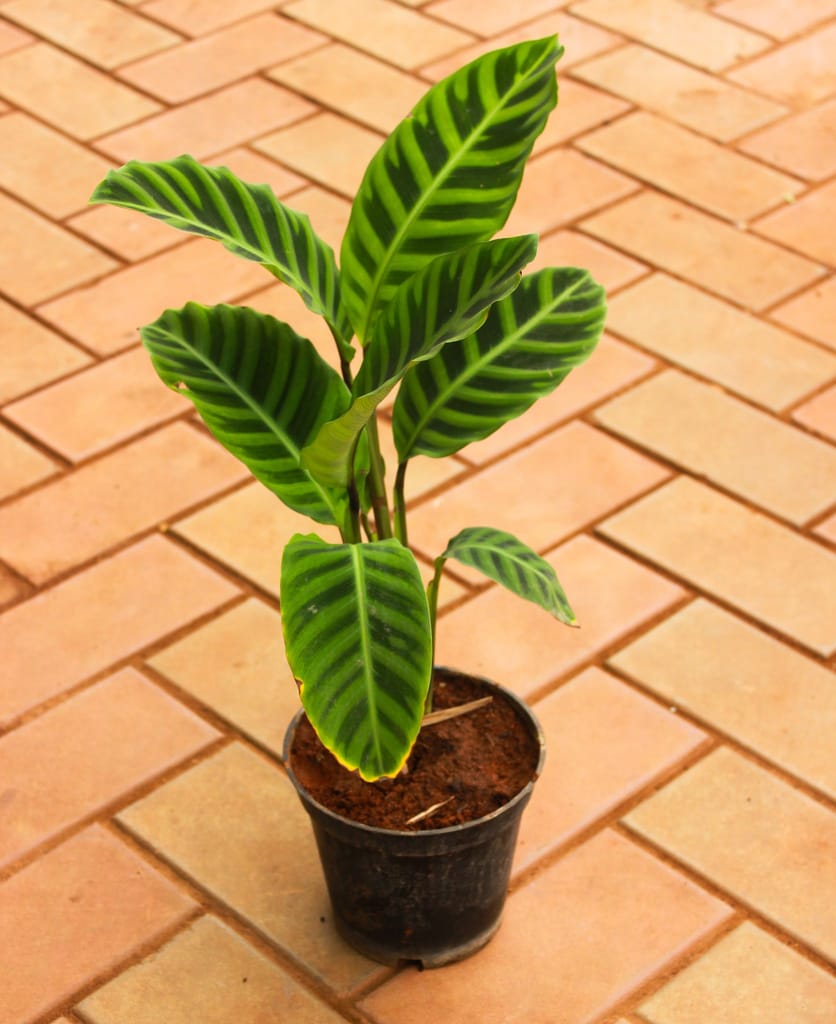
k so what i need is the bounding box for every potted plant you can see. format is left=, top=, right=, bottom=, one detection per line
left=90, top=35, right=605, bottom=967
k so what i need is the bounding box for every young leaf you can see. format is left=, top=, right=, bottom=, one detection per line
left=439, top=527, right=576, bottom=625
left=394, top=267, right=605, bottom=461
left=91, top=155, right=353, bottom=358
left=301, top=235, right=536, bottom=489
left=141, top=303, right=349, bottom=525
left=281, top=534, right=432, bottom=781
left=340, top=35, right=562, bottom=343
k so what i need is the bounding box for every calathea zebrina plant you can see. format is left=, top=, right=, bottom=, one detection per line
left=90, top=35, right=605, bottom=783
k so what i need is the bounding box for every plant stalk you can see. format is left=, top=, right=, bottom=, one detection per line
left=365, top=415, right=393, bottom=539
left=424, top=557, right=445, bottom=713
left=393, top=461, right=409, bottom=545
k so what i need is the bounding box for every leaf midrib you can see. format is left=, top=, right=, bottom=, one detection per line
left=350, top=545, right=385, bottom=775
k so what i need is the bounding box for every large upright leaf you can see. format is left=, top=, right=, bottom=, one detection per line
left=141, top=303, right=348, bottom=525
left=301, top=235, right=536, bottom=489
left=340, top=36, right=562, bottom=343
left=394, top=267, right=605, bottom=460
left=91, top=155, right=352, bottom=354
left=438, top=527, right=575, bottom=625
left=281, top=534, right=432, bottom=781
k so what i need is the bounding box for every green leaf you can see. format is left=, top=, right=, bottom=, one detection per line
left=301, top=235, right=537, bottom=489
left=281, top=534, right=432, bottom=781
left=439, top=527, right=575, bottom=625
left=340, top=35, right=562, bottom=343
left=141, top=303, right=349, bottom=525
left=91, top=155, right=353, bottom=358
left=394, top=267, right=605, bottom=460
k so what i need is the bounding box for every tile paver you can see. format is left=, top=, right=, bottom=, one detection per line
left=610, top=599, right=836, bottom=800
left=77, top=915, right=348, bottom=1024
left=625, top=747, right=836, bottom=962
left=362, top=829, right=731, bottom=1024
left=2, top=6, right=835, bottom=1021
left=0, top=668, right=218, bottom=868
left=595, top=368, right=836, bottom=523
left=0, top=826, right=195, bottom=1024
left=599, top=476, right=836, bottom=656
left=640, top=921, right=836, bottom=1024
left=605, top=273, right=836, bottom=410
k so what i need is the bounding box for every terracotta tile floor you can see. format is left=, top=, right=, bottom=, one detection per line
left=0, top=2, right=834, bottom=1022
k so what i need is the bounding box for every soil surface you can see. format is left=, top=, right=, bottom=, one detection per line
left=288, top=671, right=541, bottom=831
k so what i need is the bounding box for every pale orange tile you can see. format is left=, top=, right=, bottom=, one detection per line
left=255, top=111, right=383, bottom=198
left=0, top=17, right=33, bottom=53
left=421, top=9, right=621, bottom=81
left=463, top=334, right=656, bottom=464
left=0, top=668, right=218, bottom=868
left=0, top=535, right=239, bottom=726
left=0, top=422, right=248, bottom=583
left=0, top=191, right=118, bottom=306
left=502, top=148, right=639, bottom=237
left=816, top=511, right=836, bottom=544
left=409, top=421, right=669, bottom=567
left=739, top=98, right=836, bottom=182
left=118, top=743, right=385, bottom=993
left=376, top=415, right=465, bottom=500
left=571, top=0, right=768, bottom=69
left=574, top=43, right=785, bottom=142
left=532, top=230, right=647, bottom=293
left=0, top=423, right=57, bottom=498
left=611, top=599, right=836, bottom=800
left=578, top=111, right=802, bottom=221
left=640, top=921, right=836, bottom=1024
left=118, top=12, right=325, bottom=102
left=625, top=747, right=836, bottom=962
left=792, top=382, right=836, bottom=443
left=67, top=204, right=185, bottom=261
left=771, top=275, right=836, bottom=350
left=269, top=42, right=425, bottom=133
left=0, top=826, right=195, bottom=1024
left=284, top=0, right=472, bottom=70
left=428, top=0, right=569, bottom=36
left=599, top=476, right=836, bottom=656
left=606, top=273, right=836, bottom=410
left=96, top=78, right=315, bottom=163
left=173, top=481, right=340, bottom=598
left=205, top=146, right=308, bottom=195
left=716, top=0, right=836, bottom=38
left=38, top=237, right=269, bottom=355
left=77, top=916, right=349, bottom=1024
left=2, top=0, right=181, bottom=68
left=0, top=112, right=113, bottom=217
left=0, top=566, right=29, bottom=610
left=515, top=667, right=706, bottom=874
left=362, top=829, right=730, bottom=1024
left=582, top=191, right=825, bottom=311
left=728, top=22, right=836, bottom=105
left=0, top=42, right=160, bottom=139
left=4, top=346, right=189, bottom=462
left=436, top=534, right=686, bottom=698
left=0, top=298, right=91, bottom=403
left=595, top=369, right=836, bottom=523
left=755, top=180, right=836, bottom=266
left=533, top=77, right=630, bottom=153
left=149, top=598, right=296, bottom=758
left=142, top=0, right=299, bottom=36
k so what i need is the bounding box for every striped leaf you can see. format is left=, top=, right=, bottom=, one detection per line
left=340, top=36, right=562, bottom=343
left=91, top=155, right=353, bottom=356
left=301, top=235, right=536, bottom=489
left=439, top=527, right=575, bottom=625
left=141, top=303, right=349, bottom=526
left=281, top=534, right=432, bottom=781
left=394, top=267, right=605, bottom=461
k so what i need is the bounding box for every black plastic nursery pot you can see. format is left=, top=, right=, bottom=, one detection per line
left=283, top=668, right=545, bottom=968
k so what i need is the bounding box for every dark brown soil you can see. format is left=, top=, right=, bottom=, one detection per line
left=288, top=671, right=541, bottom=831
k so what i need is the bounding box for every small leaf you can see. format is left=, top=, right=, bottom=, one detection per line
left=281, top=534, right=432, bottom=781
left=91, top=155, right=353, bottom=357
left=439, top=526, right=576, bottom=625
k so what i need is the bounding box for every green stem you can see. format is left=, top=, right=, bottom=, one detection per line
left=425, top=556, right=445, bottom=713
left=393, top=461, right=408, bottom=545
left=365, top=415, right=393, bottom=539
